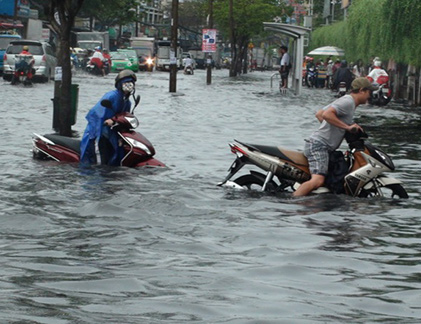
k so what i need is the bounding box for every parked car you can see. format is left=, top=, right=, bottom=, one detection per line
left=117, top=49, right=139, bottom=72
left=0, top=34, right=22, bottom=75
left=110, top=51, right=137, bottom=73
left=2, top=40, right=57, bottom=83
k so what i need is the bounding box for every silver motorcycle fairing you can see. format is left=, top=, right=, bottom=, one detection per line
left=363, top=176, right=402, bottom=189
left=344, top=151, right=393, bottom=196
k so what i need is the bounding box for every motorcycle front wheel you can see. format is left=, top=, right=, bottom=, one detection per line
left=359, top=184, right=408, bottom=199
left=233, top=174, right=277, bottom=192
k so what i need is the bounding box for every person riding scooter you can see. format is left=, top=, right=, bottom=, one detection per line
left=80, top=69, right=137, bottom=165
left=183, top=54, right=194, bottom=74
left=367, top=60, right=390, bottom=105
left=89, top=46, right=106, bottom=76
left=12, top=45, right=35, bottom=84
left=332, top=60, right=354, bottom=92
left=367, top=60, right=388, bottom=86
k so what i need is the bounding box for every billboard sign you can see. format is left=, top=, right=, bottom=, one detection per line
left=0, top=0, right=15, bottom=17
left=18, top=0, right=30, bottom=18
left=202, top=29, right=217, bottom=53
left=0, top=0, right=30, bottom=17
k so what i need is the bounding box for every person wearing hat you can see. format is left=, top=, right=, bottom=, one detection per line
left=12, top=45, right=35, bottom=83
left=80, top=70, right=137, bottom=165
left=89, top=46, right=106, bottom=76
left=293, top=77, right=378, bottom=197
left=367, top=60, right=388, bottom=85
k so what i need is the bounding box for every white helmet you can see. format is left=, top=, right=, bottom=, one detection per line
left=373, top=60, right=382, bottom=67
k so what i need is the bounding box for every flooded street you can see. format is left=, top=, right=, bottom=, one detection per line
left=1, top=69, right=421, bottom=323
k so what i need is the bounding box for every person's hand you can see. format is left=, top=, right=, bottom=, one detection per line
left=104, top=119, right=114, bottom=126
left=348, top=123, right=363, bottom=134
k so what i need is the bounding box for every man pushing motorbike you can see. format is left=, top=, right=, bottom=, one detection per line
left=293, top=77, right=378, bottom=197
left=80, top=69, right=137, bottom=166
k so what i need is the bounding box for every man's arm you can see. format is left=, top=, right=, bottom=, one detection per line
left=315, top=109, right=324, bottom=122
left=321, top=106, right=363, bottom=132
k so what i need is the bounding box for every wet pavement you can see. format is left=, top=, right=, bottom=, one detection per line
left=0, top=69, right=421, bottom=323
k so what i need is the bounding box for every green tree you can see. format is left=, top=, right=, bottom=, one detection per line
left=79, top=0, right=138, bottom=34
left=178, top=0, right=208, bottom=31
left=382, top=0, right=421, bottom=66
left=31, top=0, right=85, bottom=136
left=214, top=0, right=283, bottom=76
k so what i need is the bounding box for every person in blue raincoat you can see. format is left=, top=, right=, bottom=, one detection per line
left=80, top=70, right=137, bottom=165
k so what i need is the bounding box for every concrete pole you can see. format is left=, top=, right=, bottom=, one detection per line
left=169, top=0, right=178, bottom=93
left=206, top=0, right=213, bottom=85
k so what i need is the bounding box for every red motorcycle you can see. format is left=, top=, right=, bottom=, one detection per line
left=11, top=54, right=34, bottom=86
left=32, top=96, right=165, bottom=168
left=368, top=75, right=392, bottom=106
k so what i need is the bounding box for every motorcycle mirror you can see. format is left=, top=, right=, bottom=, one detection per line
left=131, top=94, right=141, bottom=113
left=134, top=95, right=141, bottom=107
left=101, top=99, right=113, bottom=109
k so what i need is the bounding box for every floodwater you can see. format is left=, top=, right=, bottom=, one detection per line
left=1, top=69, right=421, bottom=323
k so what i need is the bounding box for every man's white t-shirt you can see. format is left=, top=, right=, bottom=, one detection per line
left=280, top=52, right=290, bottom=67
left=310, top=95, right=356, bottom=151
left=184, top=57, right=193, bottom=67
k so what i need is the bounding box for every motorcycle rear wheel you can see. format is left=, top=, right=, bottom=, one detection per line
left=233, top=174, right=277, bottom=192
left=359, top=184, right=408, bottom=199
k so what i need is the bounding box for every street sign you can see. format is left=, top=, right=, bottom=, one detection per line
left=55, top=67, right=62, bottom=81
left=202, top=29, right=217, bottom=53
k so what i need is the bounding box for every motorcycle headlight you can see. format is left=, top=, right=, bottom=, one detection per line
left=124, top=116, right=139, bottom=128
left=125, top=137, right=151, bottom=155
left=146, top=58, right=153, bottom=65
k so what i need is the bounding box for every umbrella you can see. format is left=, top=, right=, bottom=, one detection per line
left=307, top=46, right=345, bottom=56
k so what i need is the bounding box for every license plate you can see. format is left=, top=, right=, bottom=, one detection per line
left=339, top=87, right=346, bottom=92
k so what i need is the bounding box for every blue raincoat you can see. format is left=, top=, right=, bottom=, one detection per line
left=80, top=89, right=131, bottom=165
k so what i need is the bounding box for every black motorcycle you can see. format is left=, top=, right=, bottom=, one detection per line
left=369, top=83, right=392, bottom=106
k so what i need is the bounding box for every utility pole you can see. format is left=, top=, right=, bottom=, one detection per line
left=206, top=0, right=213, bottom=85
left=13, top=0, right=18, bottom=25
left=169, top=0, right=178, bottom=93
left=331, top=0, right=336, bottom=23
left=135, top=5, right=139, bottom=37
left=229, top=0, right=235, bottom=77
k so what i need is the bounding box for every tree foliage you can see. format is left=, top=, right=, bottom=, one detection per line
left=79, top=0, right=138, bottom=31
left=213, top=0, right=283, bottom=75
left=309, top=0, right=421, bottom=67
left=178, top=0, right=208, bottom=31
left=214, top=0, right=282, bottom=42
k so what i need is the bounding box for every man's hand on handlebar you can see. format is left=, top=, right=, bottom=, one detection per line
left=347, top=123, right=363, bottom=134
left=104, top=119, right=114, bottom=126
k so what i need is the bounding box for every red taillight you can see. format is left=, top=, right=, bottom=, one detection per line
left=39, top=54, right=46, bottom=66
left=3, top=54, right=7, bottom=61
left=20, top=71, right=24, bottom=75
left=231, top=145, right=248, bottom=156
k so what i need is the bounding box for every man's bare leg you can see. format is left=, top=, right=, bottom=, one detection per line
left=293, top=174, right=325, bottom=197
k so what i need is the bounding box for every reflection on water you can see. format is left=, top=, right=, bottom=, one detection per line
left=0, top=70, right=420, bottom=323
